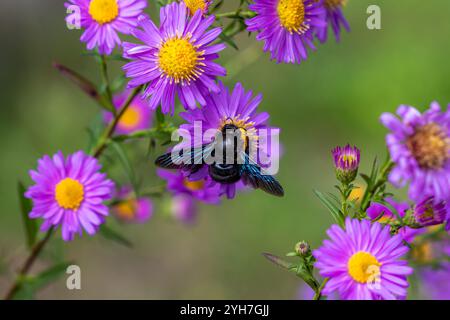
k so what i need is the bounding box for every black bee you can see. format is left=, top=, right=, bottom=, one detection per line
left=155, top=123, right=284, bottom=197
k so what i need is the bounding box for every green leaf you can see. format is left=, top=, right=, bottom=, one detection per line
left=314, top=190, right=345, bottom=226
left=285, top=252, right=298, bottom=257
left=110, top=142, right=139, bottom=195
left=29, top=262, right=72, bottom=290
left=12, top=262, right=72, bottom=300
left=99, top=224, right=133, bottom=248
left=262, top=253, right=296, bottom=271
left=219, top=32, right=239, bottom=50
left=18, top=182, right=38, bottom=249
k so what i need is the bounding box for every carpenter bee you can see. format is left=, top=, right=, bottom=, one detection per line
left=155, top=123, right=284, bottom=197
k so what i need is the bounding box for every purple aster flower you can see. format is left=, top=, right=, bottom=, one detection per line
left=112, top=187, right=153, bottom=223
left=380, top=102, right=450, bottom=208
left=122, top=2, right=226, bottom=114
left=157, top=169, right=221, bottom=223
left=25, top=151, right=115, bottom=241
left=419, top=262, right=450, bottom=300
left=316, top=0, right=350, bottom=43
left=183, top=0, right=212, bottom=16
left=314, top=218, right=413, bottom=300
left=179, top=81, right=280, bottom=199
left=366, top=198, right=424, bottom=243
left=245, top=0, right=326, bottom=64
left=413, top=197, right=448, bottom=228
left=332, top=144, right=360, bottom=184
left=103, top=89, right=153, bottom=135
left=65, top=0, right=147, bottom=55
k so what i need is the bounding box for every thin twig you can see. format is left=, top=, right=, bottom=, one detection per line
left=4, top=229, right=54, bottom=300
left=92, top=86, right=143, bottom=157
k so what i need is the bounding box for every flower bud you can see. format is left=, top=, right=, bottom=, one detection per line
left=332, top=145, right=360, bottom=185
left=413, top=197, right=447, bottom=227
left=295, top=241, right=310, bottom=256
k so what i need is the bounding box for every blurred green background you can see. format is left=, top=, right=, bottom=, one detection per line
left=0, top=0, right=449, bottom=299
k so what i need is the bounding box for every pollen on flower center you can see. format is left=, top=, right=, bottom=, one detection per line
left=158, top=37, right=203, bottom=84
left=219, top=117, right=258, bottom=148
left=55, top=178, right=85, bottom=210
left=347, top=251, right=381, bottom=284
left=183, top=179, right=205, bottom=191
left=407, top=123, right=450, bottom=170
left=277, top=0, right=307, bottom=34
left=119, top=106, right=140, bottom=128
left=89, top=0, right=119, bottom=24
left=339, top=154, right=357, bottom=164
left=184, top=0, right=207, bottom=15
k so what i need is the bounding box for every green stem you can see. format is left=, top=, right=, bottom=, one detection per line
left=3, top=229, right=54, bottom=300
left=361, top=160, right=394, bottom=212
left=313, top=278, right=329, bottom=300
left=92, top=86, right=143, bottom=157
left=216, top=11, right=255, bottom=19
left=340, top=182, right=350, bottom=217
left=100, top=55, right=113, bottom=109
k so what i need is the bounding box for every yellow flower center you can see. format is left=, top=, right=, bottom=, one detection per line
left=183, top=179, right=205, bottom=191
left=339, top=154, right=357, bottom=163
left=89, top=0, right=119, bottom=25
left=184, top=0, right=207, bottom=15
left=277, top=0, right=307, bottom=34
left=407, top=123, right=450, bottom=170
left=55, top=178, right=85, bottom=210
left=324, top=0, right=347, bottom=9
left=347, top=251, right=381, bottom=284
left=158, top=37, right=203, bottom=84
left=115, top=200, right=137, bottom=220
left=119, top=106, right=140, bottom=129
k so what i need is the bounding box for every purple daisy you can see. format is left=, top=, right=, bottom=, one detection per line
left=179, top=81, right=280, bottom=199
left=65, top=0, right=147, bottom=55
left=314, top=218, right=413, bottom=300
left=245, top=0, right=326, bottom=64
left=183, top=0, right=212, bottom=16
left=112, top=187, right=153, bottom=223
left=366, top=198, right=424, bottom=243
left=122, top=2, right=226, bottom=114
left=25, top=151, right=115, bottom=241
left=332, top=144, right=360, bottom=184
left=413, top=197, right=448, bottom=228
left=157, top=169, right=221, bottom=223
left=380, top=102, right=450, bottom=206
left=316, top=0, right=350, bottom=43
left=103, top=90, right=153, bottom=135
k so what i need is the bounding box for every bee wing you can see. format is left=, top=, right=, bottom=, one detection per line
left=155, top=143, right=215, bottom=170
left=240, top=153, right=284, bottom=197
